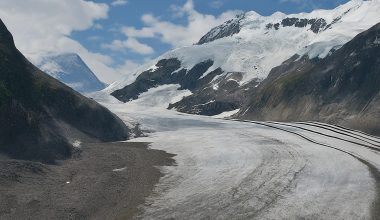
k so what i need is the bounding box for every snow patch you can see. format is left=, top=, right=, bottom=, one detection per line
left=212, top=109, right=240, bottom=119
left=113, top=167, right=127, bottom=172
left=150, top=64, right=159, bottom=72
left=193, top=100, right=215, bottom=107
left=72, top=140, right=82, bottom=148
left=127, top=84, right=192, bottom=109
left=374, top=36, right=380, bottom=45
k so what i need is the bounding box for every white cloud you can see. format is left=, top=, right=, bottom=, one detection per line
left=117, top=60, right=141, bottom=72
left=102, top=40, right=125, bottom=51
left=124, top=38, right=154, bottom=54
left=101, top=38, right=154, bottom=55
left=93, top=23, right=103, bottom=30
left=116, top=60, right=141, bottom=80
left=0, top=0, right=124, bottom=83
left=210, top=0, right=224, bottom=9
left=114, top=0, right=241, bottom=48
left=111, top=0, right=128, bottom=6
left=122, top=26, right=155, bottom=38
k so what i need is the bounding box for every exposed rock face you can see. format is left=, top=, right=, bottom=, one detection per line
left=111, top=58, right=246, bottom=115
left=197, top=14, right=245, bottom=45
left=0, top=20, right=129, bottom=163
left=169, top=98, right=239, bottom=116
left=239, top=22, right=380, bottom=135
left=266, top=18, right=327, bottom=33
left=112, top=58, right=181, bottom=102
left=111, top=59, right=214, bottom=101
left=168, top=71, right=251, bottom=115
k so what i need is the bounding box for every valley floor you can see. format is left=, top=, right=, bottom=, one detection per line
left=0, top=142, right=174, bottom=220
left=1, top=93, right=379, bottom=220
left=100, top=96, right=380, bottom=220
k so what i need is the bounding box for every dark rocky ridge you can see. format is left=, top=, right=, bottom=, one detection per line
left=168, top=71, right=251, bottom=116
left=111, top=58, right=245, bottom=116
left=266, top=17, right=327, bottom=33
left=239, top=22, right=380, bottom=136
left=112, top=58, right=182, bottom=102
left=197, top=14, right=245, bottom=45
left=111, top=58, right=215, bottom=100
left=0, top=20, right=129, bottom=163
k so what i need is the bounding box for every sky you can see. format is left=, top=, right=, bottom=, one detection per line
left=0, top=0, right=350, bottom=84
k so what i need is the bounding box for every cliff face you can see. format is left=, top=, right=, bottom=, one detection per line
left=0, top=19, right=129, bottom=163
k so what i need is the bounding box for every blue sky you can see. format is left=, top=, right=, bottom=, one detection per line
left=0, top=0, right=350, bottom=83
left=72, top=0, right=349, bottom=69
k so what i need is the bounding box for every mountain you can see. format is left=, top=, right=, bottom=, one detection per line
left=37, top=53, right=106, bottom=93
left=0, top=19, right=129, bottom=163
left=238, top=22, right=380, bottom=135
left=108, top=0, right=380, bottom=116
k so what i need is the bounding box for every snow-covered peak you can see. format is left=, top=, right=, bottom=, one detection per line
left=197, top=13, right=245, bottom=45
left=37, top=53, right=106, bottom=93
left=108, top=0, right=380, bottom=91
left=197, top=0, right=374, bottom=45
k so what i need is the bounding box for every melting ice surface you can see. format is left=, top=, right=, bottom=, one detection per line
left=94, top=86, right=380, bottom=219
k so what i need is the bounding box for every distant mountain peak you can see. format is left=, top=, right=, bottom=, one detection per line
left=197, top=13, right=245, bottom=45
left=37, top=53, right=106, bottom=93
left=196, top=0, right=375, bottom=46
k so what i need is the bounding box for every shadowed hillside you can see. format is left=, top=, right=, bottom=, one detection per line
left=240, top=23, right=380, bottom=135
left=0, top=19, right=129, bottom=163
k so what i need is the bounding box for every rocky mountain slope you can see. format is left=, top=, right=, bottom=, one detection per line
left=37, top=53, right=106, bottom=93
left=239, top=22, right=380, bottom=135
left=108, top=0, right=380, bottom=116
left=0, top=19, right=129, bottom=163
